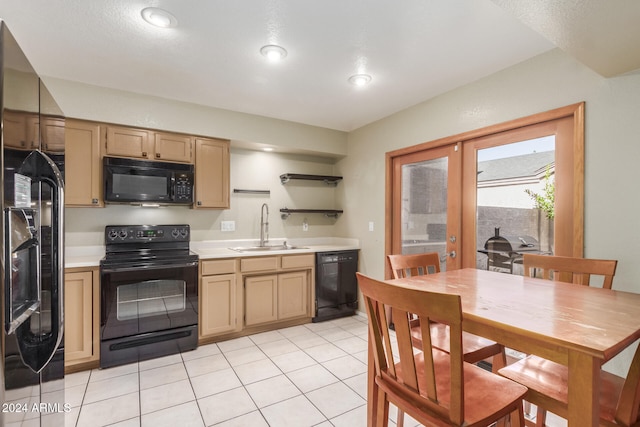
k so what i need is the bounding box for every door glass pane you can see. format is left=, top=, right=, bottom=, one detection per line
left=401, top=158, right=448, bottom=271
left=476, top=136, right=555, bottom=274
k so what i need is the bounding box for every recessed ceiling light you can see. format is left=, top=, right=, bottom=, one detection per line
left=263, top=147, right=274, bottom=152
left=348, top=74, right=372, bottom=87
left=141, top=7, right=178, bottom=28
left=260, top=45, right=287, bottom=62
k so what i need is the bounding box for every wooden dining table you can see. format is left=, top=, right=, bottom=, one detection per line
left=367, top=268, right=640, bottom=427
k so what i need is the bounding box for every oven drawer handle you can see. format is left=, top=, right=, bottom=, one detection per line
left=101, top=261, right=198, bottom=273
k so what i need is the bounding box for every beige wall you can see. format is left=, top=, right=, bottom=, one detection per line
left=43, top=78, right=348, bottom=246
left=66, top=148, right=342, bottom=246
left=50, top=47, right=640, bottom=373
left=336, top=47, right=640, bottom=374
left=42, top=77, right=348, bottom=158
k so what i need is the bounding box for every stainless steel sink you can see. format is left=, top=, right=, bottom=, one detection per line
left=229, top=245, right=309, bottom=252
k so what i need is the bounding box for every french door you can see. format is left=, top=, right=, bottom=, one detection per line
left=388, top=143, right=461, bottom=271
left=385, top=103, right=584, bottom=277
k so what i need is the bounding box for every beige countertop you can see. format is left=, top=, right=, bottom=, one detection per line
left=192, top=237, right=359, bottom=260
left=65, top=237, right=359, bottom=268
left=65, top=246, right=105, bottom=269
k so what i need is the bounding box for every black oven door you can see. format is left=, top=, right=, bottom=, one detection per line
left=100, top=262, right=198, bottom=341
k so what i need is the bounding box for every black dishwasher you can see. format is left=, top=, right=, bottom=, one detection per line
left=313, top=250, right=359, bottom=322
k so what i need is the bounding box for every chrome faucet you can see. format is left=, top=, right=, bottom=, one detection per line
left=259, top=203, right=269, bottom=247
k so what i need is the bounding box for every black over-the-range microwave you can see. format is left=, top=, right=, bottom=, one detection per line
left=104, top=156, right=194, bottom=205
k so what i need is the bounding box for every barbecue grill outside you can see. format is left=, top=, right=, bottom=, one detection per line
left=479, top=228, right=544, bottom=273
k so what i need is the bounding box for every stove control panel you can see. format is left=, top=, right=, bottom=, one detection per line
left=105, top=224, right=190, bottom=243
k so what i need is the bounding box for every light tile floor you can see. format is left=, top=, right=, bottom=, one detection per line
left=64, top=314, right=410, bottom=427
left=63, top=314, right=568, bottom=427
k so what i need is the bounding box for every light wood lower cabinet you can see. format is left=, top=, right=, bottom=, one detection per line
left=277, top=271, right=309, bottom=320
left=200, top=259, right=242, bottom=339
left=245, top=275, right=278, bottom=326
left=244, top=271, right=310, bottom=326
left=243, top=255, right=313, bottom=327
left=199, top=255, right=313, bottom=341
left=64, top=268, right=100, bottom=370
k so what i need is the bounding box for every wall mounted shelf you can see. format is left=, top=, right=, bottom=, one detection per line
left=233, top=189, right=271, bottom=195
left=280, top=208, right=343, bottom=219
left=279, top=173, right=343, bottom=186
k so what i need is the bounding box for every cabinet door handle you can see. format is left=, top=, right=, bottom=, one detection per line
left=197, top=201, right=202, bottom=206
left=92, top=198, right=98, bottom=204
left=155, top=153, right=161, bottom=158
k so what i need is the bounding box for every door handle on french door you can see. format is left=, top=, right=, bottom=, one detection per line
left=440, top=251, right=457, bottom=262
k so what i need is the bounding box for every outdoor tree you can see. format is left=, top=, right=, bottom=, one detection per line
left=525, top=167, right=555, bottom=219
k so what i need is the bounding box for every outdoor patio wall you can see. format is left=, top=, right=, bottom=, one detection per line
left=336, top=47, right=640, bottom=375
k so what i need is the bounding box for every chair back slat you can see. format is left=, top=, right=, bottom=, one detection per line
left=393, top=306, right=421, bottom=394
left=615, top=341, right=640, bottom=426
left=418, top=319, right=438, bottom=399
left=523, top=254, right=617, bottom=289
left=388, top=252, right=441, bottom=279
left=364, top=297, right=388, bottom=378
left=357, top=272, right=465, bottom=424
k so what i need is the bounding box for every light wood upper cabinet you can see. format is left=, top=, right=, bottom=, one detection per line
left=41, top=116, right=65, bottom=153
left=154, top=132, right=194, bottom=163
left=105, top=126, right=195, bottom=164
left=105, top=125, right=152, bottom=159
left=64, top=269, right=100, bottom=369
left=3, top=110, right=39, bottom=150
left=64, top=119, right=230, bottom=207
left=2, top=111, right=27, bottom=148
left=65, top=119, right=104, bottom=207
left=194, top=137, right=230, bottom=209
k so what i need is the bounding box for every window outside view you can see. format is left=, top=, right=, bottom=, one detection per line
left=476, top=136, right=555, bottom=274
left=400, top=157, right=448, bottom=269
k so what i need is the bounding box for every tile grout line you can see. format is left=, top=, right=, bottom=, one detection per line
left=267, top=323, right=367, bottom=424
left=74, top=316, right=372, bottom=427
left=182, top=351, right=209, bottom=427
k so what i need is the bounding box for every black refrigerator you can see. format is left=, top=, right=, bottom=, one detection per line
left=1, top=21, right=66, bottom=426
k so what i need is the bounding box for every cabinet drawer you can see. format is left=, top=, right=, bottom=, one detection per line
left=281, top=254, right=315, bottom=269
left=241, top=257, right=279, bottom=272
left=202, top=259, right=237, bottom=275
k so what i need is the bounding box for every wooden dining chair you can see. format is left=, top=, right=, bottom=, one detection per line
left=388, top=252, right=442, bottom=279
left=499, top=340, right=640, bottom=427
left=387, top=253, right=506, bottom=373
left=522, top=253, right=618, bottom=289
left=357, top=272, right=527, bottom=427
left=501, top=253, right=619, bottom=427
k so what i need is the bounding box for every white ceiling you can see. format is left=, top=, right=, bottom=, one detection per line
left=0, top=1, right=638, bottom=132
